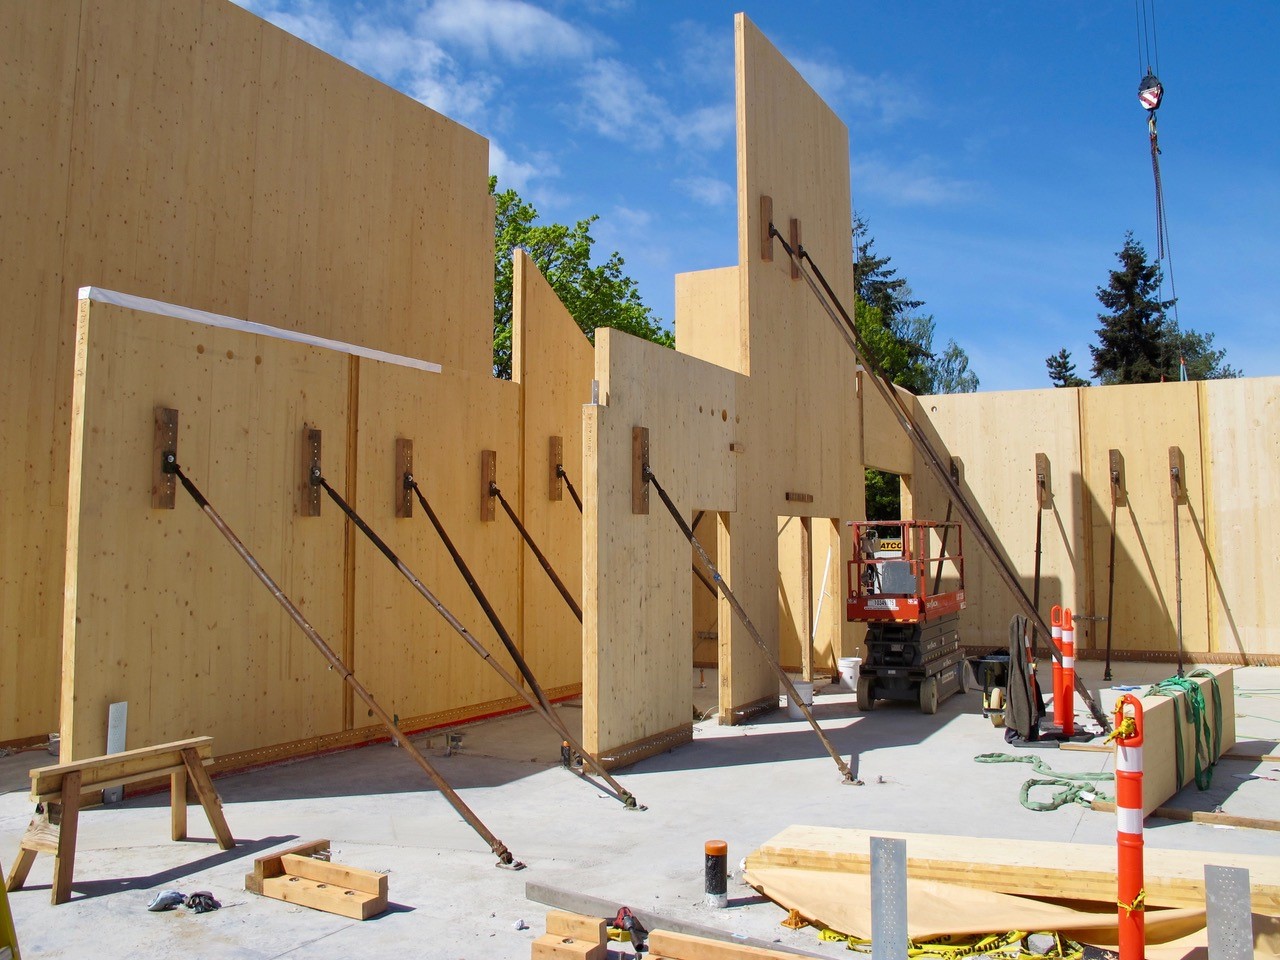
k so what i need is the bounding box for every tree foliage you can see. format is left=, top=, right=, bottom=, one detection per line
left=1083, top=232, right=1239, bottom=385
left=491, top=177, right=671, bottom=378
left=1089, top=231, right=1176, bottom=385
left=852, top=216, right=979, bottom=520
left=1045, top=348, right=1089, bottom=387
left=852, top=217, right=978, bottom=396
left=1048, top=233, right=1239, bottom=387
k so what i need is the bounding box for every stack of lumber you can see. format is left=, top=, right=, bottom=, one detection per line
left=746, top=826, right=1280, bottom=912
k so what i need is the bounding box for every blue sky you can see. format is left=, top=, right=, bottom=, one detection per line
left=231, top=1, right=1278, bottom=392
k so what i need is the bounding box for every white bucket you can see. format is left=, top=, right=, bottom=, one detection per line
left=785, top=680, right=814, bottom=719
left=837, top=657, right=862, bottom=692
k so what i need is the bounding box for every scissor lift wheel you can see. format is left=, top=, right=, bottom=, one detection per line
left=919, top=676, right=939, bottom=715
left=857, top=675, right=875, bottom=712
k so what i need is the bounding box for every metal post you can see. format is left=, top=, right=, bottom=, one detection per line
left=1205, top=865, right=1252, bottom=960
left=870, top=837, right=908, bottom=960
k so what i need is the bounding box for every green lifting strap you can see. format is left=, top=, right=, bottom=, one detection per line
left=974, top=753, right=1115, bottom=811
left=1144, top=670, right=1222, bottom=791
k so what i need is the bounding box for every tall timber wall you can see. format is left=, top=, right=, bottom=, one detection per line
left=1, top=0, right=591, bottom=759
left=903, top=380, right=1280, bottom=662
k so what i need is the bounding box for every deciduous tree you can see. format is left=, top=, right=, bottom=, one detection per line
left=492, top=177, right=671, bottom=379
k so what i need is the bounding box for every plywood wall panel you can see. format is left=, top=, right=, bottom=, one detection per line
left=724, top=15, right=862, bottom=713
left=1081, top=382, right=1210, bottom=653
left=675, top=267, right=745, bottom=374
left=1203, top=378, right=1280, bottom=655
left=352, top=365, right=521, bottom=724
left=1, top=0, right=496, bottom=742
left=862, top=377, right=915, bottom=476
left=583, top=330, right=738, bottom=757
left=512, top=252, right=594, bottom=690
left=909, top=389, right=1086, bottom=649
left=63, top=301, right=348, bottom=760
left=0, top=0, right=82, bottom=742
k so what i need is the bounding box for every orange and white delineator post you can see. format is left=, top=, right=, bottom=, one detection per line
left=1114, top=694, right=1145, bottom=960
left=1051, top=605, right=1065, bottom=726
left=1061, top=607, right=1076, bottom=736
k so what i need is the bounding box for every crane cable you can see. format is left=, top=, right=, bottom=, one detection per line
left=1134, top=0, right=1182, bottom=376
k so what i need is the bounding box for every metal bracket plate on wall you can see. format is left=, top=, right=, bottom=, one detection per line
left=153, top=407, right=178, bottom=509
left=789, top=218, right=801, bottom=280
left=549, top=435, right=563, bottom=502
left=394, top=438, right=413, bottom=518
left=1109, top=448, right=1127, bottom=506
left=632, top=426, right=649, bottom=515
left=759, top=195, right=773, bottom=262
left=1035, top=452, right=1051, bottom=509
left=301, top=426, right=322, bottom=517
left=1169, top=445, right=1186, bottom=502
left=480, top=450, right=496, bottom=521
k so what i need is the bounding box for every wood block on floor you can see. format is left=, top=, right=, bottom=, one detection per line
left=545, top=910, right=607, bottom=944
left=648, top=929, right=807, bottom=960
left=531, top=932, right=606, bottom=960
left=247, top=839, right=387, bottom=920
left=260, top=874, right=386, bottom=921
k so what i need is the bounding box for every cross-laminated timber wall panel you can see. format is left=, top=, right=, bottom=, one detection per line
left=582, top=17, right=864, bottom=762
left=63, top=300, right=350, bottom=759
left=512, top=252, right=595, bottom=691
left=0, top=0, right=493, bottom=744
left=723, top=15, right=863, bottom=714
left=908, top=378, right=1280, bottom=659
left=908, top=389, right=1088, bottom=649
left=1202, top=378, right=1280, bottom=656
left=63, top=266, right=591, bottom=764
left=583, top=330, right=738, bottom=765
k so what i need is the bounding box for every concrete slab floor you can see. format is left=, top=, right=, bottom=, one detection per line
left=2, top=662, right=1277, bottom=959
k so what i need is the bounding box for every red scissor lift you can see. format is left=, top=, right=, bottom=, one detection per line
left=847, top=520, right=966, bottom=714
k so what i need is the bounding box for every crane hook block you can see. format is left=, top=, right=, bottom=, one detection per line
left=1139, top=72, right=1163, bottom=112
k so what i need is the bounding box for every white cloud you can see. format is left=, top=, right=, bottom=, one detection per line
left=575, top=59, right=732, bottom=154
left=853, top=153, right=979, bottom=207
left=791, top=55, right=924, bottom=125
left=673, top=104, right=734, bottom=151
left=419, top=0, right=595, bottom=63
left=611, top=206, right=652, bottom=231
left=576, top=58, right=670, bottom=150
left=490, top=141, right=556, bottom=193
left=676, top=176, right=733, bottom=208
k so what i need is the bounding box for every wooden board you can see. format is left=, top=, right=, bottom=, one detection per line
left=861, top=376, right=915, bottom=476
left=903, top=377, right=1280, bottom=660
left=1125, top=665, right=1236, bottom=815
left=649, top=930, right=809, bottom=960
left=0, top=0, right=82, bottom=746
left=1, top=0, right=492, bottom=744
left=545, top=910, right=607, bottom=943
left=531, top=933, right=606, bottom=960
left=583, top=17, right=865, bottom=757
left=512, top=251, right=595, bottom=690
left=29, top=736, right=212, bottom=799
left=746, top=825, right=1280, bottom=914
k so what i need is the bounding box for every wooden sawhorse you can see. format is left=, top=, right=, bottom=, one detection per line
left=5, top=736, right=234, bottom=904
